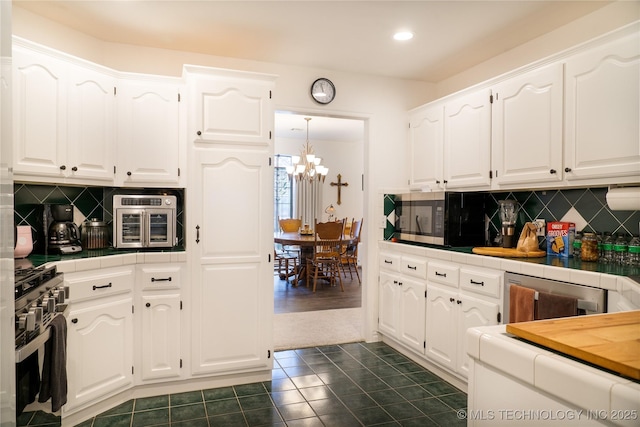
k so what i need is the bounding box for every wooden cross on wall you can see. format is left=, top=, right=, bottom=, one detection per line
left=330, top=174, right=349, bottom=205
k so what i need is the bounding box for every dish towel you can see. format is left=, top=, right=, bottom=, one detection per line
left=38, top=314, right=68, bottom=412
left=509, top=284, right=536, bottom=323
left=15, top=351, right=40, bottom=416
left=535, top=291, right=578, bottom=320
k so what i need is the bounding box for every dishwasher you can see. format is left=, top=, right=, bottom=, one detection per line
left=503, top=272, right=607, bottom=323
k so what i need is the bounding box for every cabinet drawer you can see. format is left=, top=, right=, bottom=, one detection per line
left=401, top=255, right=427, bottom=280
left=460, top=267, right=502, bottom=299
left=427, top=262, right=459, bottom=288
left=66, top=266, right=133, bottom=302
left=139, top=265, right=182, bottom=290
left=379, top=252, right=401, bottom=272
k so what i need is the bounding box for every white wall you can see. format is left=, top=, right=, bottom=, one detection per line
left=275, top=135, right=364, bottom=224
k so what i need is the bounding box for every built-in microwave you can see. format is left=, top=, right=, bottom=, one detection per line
left=113, top=195, right=177, bottom=249
left=394, top=191, right=486, bottom=247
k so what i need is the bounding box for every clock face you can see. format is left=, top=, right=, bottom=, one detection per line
left=311, top=78, right=335, bottom=104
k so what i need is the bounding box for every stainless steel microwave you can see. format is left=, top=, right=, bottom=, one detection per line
left=113, top=195, right=177, bottom=249
left=394, top=191, right=486, bottom=247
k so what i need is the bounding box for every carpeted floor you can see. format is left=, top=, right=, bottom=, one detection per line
left=273, top=308, right=364, bottom=351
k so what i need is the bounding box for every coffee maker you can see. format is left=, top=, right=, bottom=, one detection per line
left=39, top=204, right=82, bottom=254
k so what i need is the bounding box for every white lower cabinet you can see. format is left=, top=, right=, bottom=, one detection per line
left=63, top=266, right=134, bottom=414
left=378, top=252, right=427, bottom=354
left=136, top=264, right=184, bottom=383
left=425, top=263, right=502, bottom=379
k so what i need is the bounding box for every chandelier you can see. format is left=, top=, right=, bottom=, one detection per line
left=286, top=117, right=329, bottom=182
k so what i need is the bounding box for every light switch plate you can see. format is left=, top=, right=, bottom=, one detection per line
left=534, top=219, right=546, bottom=236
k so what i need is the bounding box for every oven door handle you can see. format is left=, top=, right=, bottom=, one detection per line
left=15, top=306, right=69, bottom=363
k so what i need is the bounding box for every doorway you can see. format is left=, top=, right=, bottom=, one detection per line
left=273, top=111, right=366, bottom=349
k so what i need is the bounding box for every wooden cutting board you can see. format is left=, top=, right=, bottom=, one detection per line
left=472, top=247, right=546, bottom=258
left=506, top=311, right=640, bottom=380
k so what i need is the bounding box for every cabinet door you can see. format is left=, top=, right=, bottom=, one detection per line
left=65, top=298, right=133, bottom=413
left=492, top=63, right=563, bottom=186
left=425, top=285, right=457, bottom=371
left=443, top=88, right=492, bottom=189
left=398, top=277, right=426, bottom=353
left=189, top=147, right=273, bottom=375
left=13, top=47, right=67, bottom=178
left=409, top=104, right=443, bottom=189
left=378, top=271, right=399, bottom=338
left=189, top=76, right=273, bottom=146
left=67, top=66, right=116, bottom=182
left=117, top=78, right=181, bottom=185
left=456, top=293, right=500, bottom=378
left=565, top=32, right=640, bottom=182
left=140, top=293, right=181, bottom=381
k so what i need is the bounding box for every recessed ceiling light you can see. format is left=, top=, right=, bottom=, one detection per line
left=393, top=31, right=414, bottom=41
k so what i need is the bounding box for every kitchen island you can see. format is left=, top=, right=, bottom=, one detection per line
left=466, top=318, right=640, bottom=426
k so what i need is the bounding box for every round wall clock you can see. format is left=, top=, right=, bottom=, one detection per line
left=310, top=78, right=336, bottom=104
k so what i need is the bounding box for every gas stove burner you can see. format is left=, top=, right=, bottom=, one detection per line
left=15, top=265, right=59, bottom=300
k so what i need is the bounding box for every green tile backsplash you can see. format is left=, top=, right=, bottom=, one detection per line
left=14, top=183, right=185, bottom=249
left=384, top=187, right=640, bottom=245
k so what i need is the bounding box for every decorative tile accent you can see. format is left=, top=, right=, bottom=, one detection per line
left=384, top=187, right=640, bottom=243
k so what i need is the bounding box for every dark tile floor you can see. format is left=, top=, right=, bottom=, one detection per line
left=19, top=342, right=467, bottom=427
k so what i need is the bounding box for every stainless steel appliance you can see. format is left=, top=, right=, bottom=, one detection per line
left=394, top=191, right=486, bottom=246
left=503, top=272, right=607, bottom=323
left=15, top=265, right=69, bottom=362
left=113, top=195, right=177, bottom=248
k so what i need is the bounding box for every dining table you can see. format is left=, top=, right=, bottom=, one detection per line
left=274, top=231, right=355, bottom=287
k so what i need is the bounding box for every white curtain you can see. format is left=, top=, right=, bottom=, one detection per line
left=294, top=178, right=323, bottom=227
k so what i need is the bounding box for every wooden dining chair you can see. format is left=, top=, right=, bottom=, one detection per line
left=341, top=218, right=362, bottom=284
left=278, top=217, right=302, bottom=256
left=308, top=219, right=345, bottom=292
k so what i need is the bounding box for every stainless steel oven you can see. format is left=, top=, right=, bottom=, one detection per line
left=113, top=195, right=177, bottom=249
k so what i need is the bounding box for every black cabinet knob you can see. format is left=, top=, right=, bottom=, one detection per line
left=146, top=302, right=151, bottom=308
left=127, top=171, right=132, bottom=176
left=197, top=131, right=202, bottom=136
left=71, top=166, right=78, bottom=172
left=565, top=167, right=572, bottom=172
left=71, top=318, right=78, bottom=324
left=449, top=297, right=455, bottom=303
left=59, top=165, right=66, bottom=170
left=550, top=169, right=557, bottom=174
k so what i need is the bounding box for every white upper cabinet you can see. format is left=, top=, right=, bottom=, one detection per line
left=564, top=31, right=640, bottom=183
left=116, top=76, right=183, bottom=186
left=409, top=103, right=444, bottom=190
left=67, top=66, right=117, bottom=182
left=443, top=88, right=492, bottom=189
left=13, top=44, right=116, bottom=183
left=185, top=66, right=273, bottom=146
left=491, top=63, right=564, bottom=187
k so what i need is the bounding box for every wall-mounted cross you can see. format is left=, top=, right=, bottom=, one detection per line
left=330, top=174, right=349, bottom=205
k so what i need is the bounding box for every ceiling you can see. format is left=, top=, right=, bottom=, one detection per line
left=12, top=0, right=612, bottom=142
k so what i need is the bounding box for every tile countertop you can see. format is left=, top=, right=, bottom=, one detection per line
left=379, top=241, right=640, bottom=309
left=16, top=247, right=187, bottom=272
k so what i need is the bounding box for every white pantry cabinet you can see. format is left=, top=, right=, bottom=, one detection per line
left=443, top=88, right=492, bottom=189
left=186, top=67, right=276, bottom=376
left=13, top=42, right=116, bottom=184
left=116, top=75, right=183, bottom=187
left=378, top=252, right=427, bottom=354
left=135, top=264, right=184, bottom=383
left=63, top=266, right=134, bottom=414
left=491, top=62, right=564, bottom=187
left=564, top=30, right=640, bottom=184
left=408, top=103, right=444, bottom=190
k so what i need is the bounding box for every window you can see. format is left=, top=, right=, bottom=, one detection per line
left=274, top=155, right=293, bottom=231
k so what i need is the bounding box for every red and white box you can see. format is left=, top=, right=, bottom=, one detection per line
left=546, top=221, right=575, bottom=257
